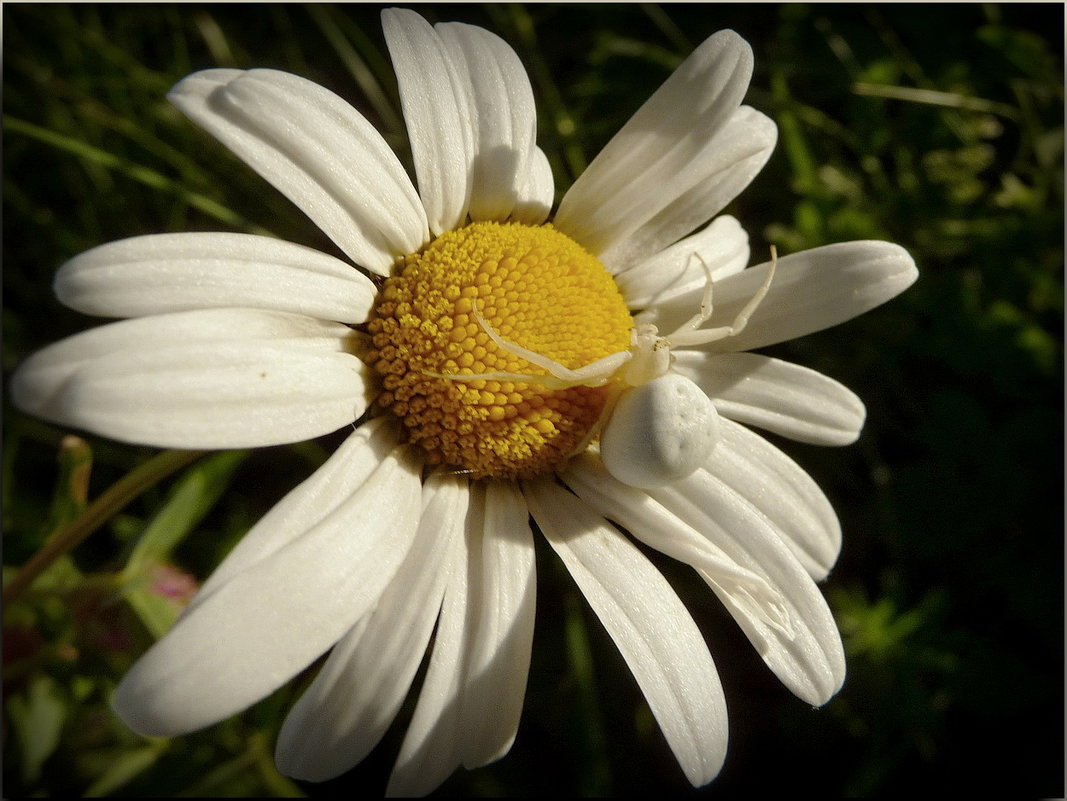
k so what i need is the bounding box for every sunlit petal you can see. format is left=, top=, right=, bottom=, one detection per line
left=113, top=443, right=423, bottom=736
left=386, top=493, right=473, bottom=797
left=616, top=215, right=750, bottom=308
left=436, top=21, right=538, bottom=222
left=525, top=477, right=728, bottom=787
left=651, top=470, right=847, bottom=705
left=169, top=68, right=428, bottom=273
left=10, top=309, right=367, bottom=448
left=556, top=30, right=753, bottom=259
left=674, top=351, right=866, bottom=445
left=599, top=107, right=776, bottom=272
left=460, top=480, right=536, bottom=768
left=55, top=232, right=376, bottom=322
left=275, top=474, right=469, bottom=781
left=188, top=418, right=398, bottom=610
left=510, top=146, right=554, bottom=225
left=708, top=418, right=842, bottom=581
left=562, top=452, right=794, bottom=636
left=638, top=241, right=919, bottom=351
left=383, top=8, right=474, bottom=234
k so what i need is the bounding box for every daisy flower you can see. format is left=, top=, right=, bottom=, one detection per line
left=9, top=8, right=917, bottom=796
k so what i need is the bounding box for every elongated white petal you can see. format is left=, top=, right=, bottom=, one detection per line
left=524, top=477, right=727, bottom=788
left=509, top=146, right=554, bottom=225
left=386, top=481, right=537, bottom=795
left=10, top=309, right=367, bottom=448
left=615, top=216, right=749, bottom=309
left=638, top=241, right=919, bottom=351
left=648, top=471, right=846, bottom=705
left=188, top=418, right=398, bottom=609
left=14, top=308, right=351, bottom=381
left=561, top=453, right=795, bottom=637
left=54, top=232, right=376, bottom=322
left=563, top=450, right=843, bottom=705
left=387, top=495, right=474, bottom=797
left=436, top=21, right=537, bottom=222
left=10, top=308, right=352, bottom=406
left=275, top=474, right=470, bottom=782
left=23, top=342, right=364, bottom=450
left=168, top=68, right=428, bottom=274
left=460, top=480, right=536, bottom=769
left=709, top=418, right=842, bottom=580
left=382, top=8, right=473, bottom=234
left=673, top=351, right=866, bottom=445
left=555, top=30, right=752, bottom=259
left=599, top=107, right=776, bottom=272
left=113, top=443, right=423, bottom=737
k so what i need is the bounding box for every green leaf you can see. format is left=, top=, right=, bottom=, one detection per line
left=6, top=674, right=68, bottom=783
left=120, top=450, right=247, bottom=638
left=977, top=24, right=1059, bottom=79
left=2, top=115, right=269, bottom=233
left=122, top=450, right=248, bottom=578
left=83, top=742, right=169, bottom=797
left=771, top=72, right=819, bottom=197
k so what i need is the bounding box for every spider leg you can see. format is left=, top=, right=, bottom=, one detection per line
left=422, top=368, right=575, bottom=389
left=668, top=246, right=778, bottom=347
left=673, top=252, right=718, bottom=334
left=470, top=299, right=631, bottom=387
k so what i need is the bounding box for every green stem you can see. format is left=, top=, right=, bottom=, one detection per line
left=3, top=448, right=207, bottom=605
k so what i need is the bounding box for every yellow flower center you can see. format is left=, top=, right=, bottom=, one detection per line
left=365, top=221, right=632, bottom=479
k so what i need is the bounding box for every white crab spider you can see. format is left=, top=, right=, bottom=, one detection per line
left=433, top=248, right=778, bottom=488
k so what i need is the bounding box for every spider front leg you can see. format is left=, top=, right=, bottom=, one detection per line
left=668, top=245, right=778, bottom=347
left=425, top=299, right=632, bottom=389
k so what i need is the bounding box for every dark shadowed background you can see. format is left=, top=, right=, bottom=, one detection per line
left=3, top=3, right=1063, bottom=797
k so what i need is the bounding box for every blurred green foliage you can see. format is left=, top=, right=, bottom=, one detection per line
left=3, top=3, right=1062, bottom=797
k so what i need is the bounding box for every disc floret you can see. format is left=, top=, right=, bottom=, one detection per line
left=364, top=221, right=632, bottom=479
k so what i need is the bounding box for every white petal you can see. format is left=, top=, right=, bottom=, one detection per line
left=60, top=342, right=365, bottom=449
left=615, top=215, right=749, bottom=309
left=54, top=232, right=376, bottom=322
left=598, top=107, right=776, bottom=272
left=275, top=474, right=469, bottom=782
left=387, top=492, right=474, bottom=797
left=11, top=308, right=351, bottom=410
left=460, top=480, right=536, bottom=769
left=649, top=470, right=846, bottom=705
left=510, top=146, right=554, bottom=225
left=385, top=480, right=537, bottom=795
left=638, top=241, right=919, bottom=351
left=10, top=309, right=367, bottom=448
left=382, top=8, right=473, bottom=235
left=555, top=30, right=753, bottom=258
left=20, top=342, right=365, bottom=450
left=436, top=21, right=538, bottom=222
left=524, top=477, right=727, bottom=788
left=188, top=418, right=398, bottom=610
left=673, top=351, right=866, bottom=445
left=709, top=418, right=842, bottom=581
left=562, top=452, right=795, bottom=636
left=562, top=449, right=844, bottom=705
left=168, top=68, right=428, bottom=274
left=112, top=442, right=423, bottom=737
